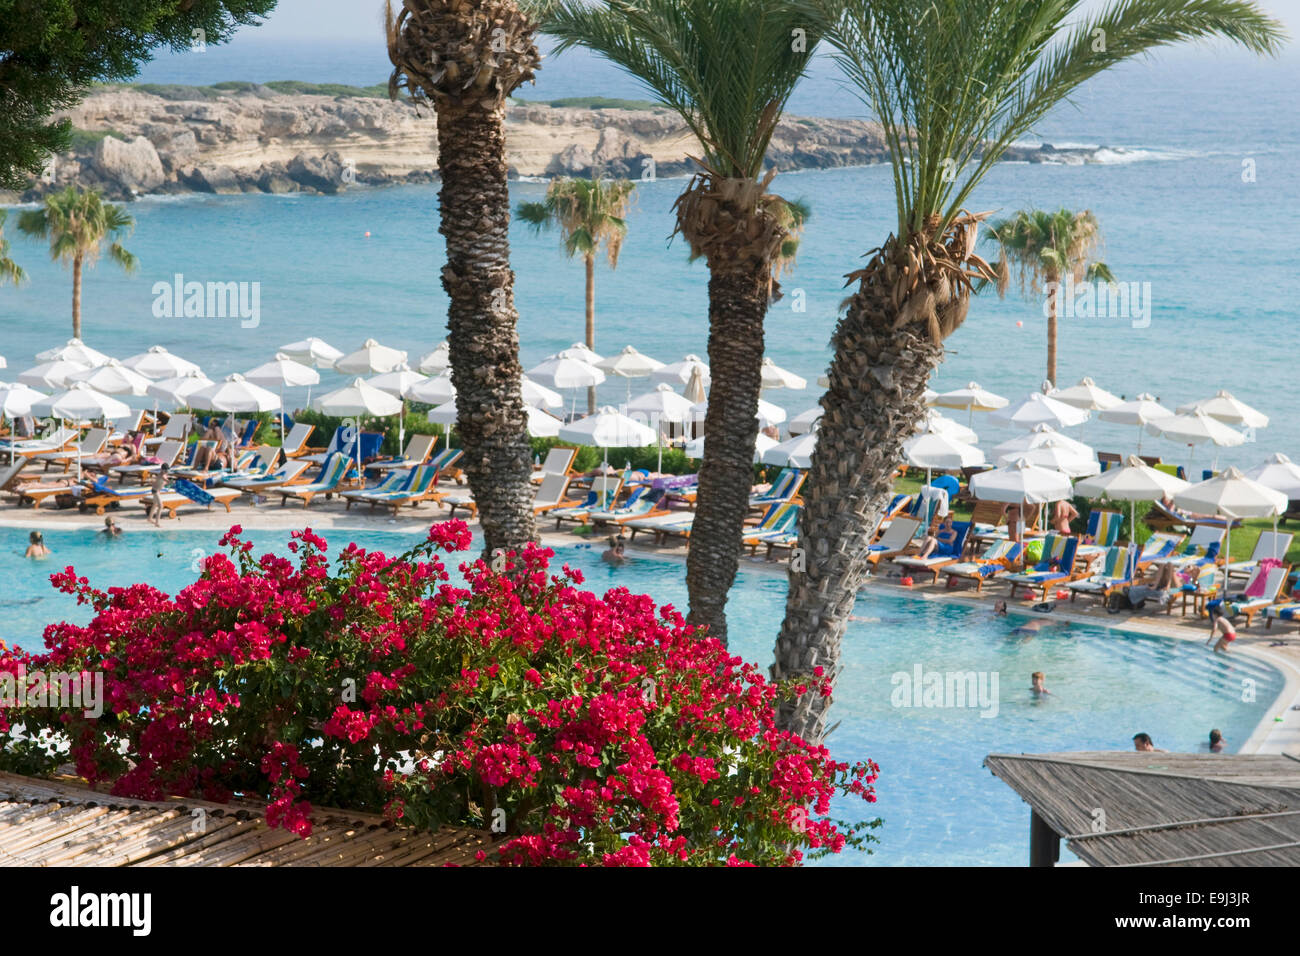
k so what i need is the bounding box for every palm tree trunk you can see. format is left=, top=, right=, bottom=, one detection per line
left=585, top=252, right=596, bottom=414
left=772, top=269, right=946, bottom=743
left=1046, top=276, right=1059, bottom=387
left=684, top=262, right=770, bottom=645
left=435, top=99, right=538, bottom=554
left=72, top=253, right=83, bottom=340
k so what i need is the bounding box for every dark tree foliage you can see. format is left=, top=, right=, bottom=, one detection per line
left=0, top=0, right=277, bottom=189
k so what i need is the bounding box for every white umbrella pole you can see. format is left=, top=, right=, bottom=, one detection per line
left=1274, top=517, right=1280, bottom=559
left=280, top=388, right=286, bottom=444
left=399, top=403, right=405, bottom=451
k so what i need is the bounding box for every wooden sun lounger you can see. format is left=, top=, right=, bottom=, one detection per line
left=139, top=488, right=242, bottom=520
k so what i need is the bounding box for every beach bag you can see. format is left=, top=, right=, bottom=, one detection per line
left=1107, top=590, right=1135, bottom=613
left=1024, top=539, right=1044, bottom=564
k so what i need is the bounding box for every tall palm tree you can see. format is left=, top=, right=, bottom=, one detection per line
left=540, top=0, right=817, bottom=645
left=0, top=210, right=25, bottom=287
left=17, top=187, right=137, bottom=338
left=387, top=0, right=543, bottom=554
left=773, top=0, right=1285, bottom=743
left=517, top=173, right=636, bottom=412
left=987, top=208, right=1115, bottom=386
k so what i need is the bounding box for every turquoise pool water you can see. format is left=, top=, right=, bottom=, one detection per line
left=1, top=525, right=1284, bottom=866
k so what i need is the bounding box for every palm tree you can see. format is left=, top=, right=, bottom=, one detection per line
left=386, top=0, right=543, bottom=554
left=517, top=174, right=636, bottom=413
left=17, top=187, right=137, bottom=338
left=540, top=0, right=817, bottom=645
left=0, top=210, right=25, bottom=287
left=773, top=0, right=1285, bottom=743
left=986, top=209, right=1115, bottom=386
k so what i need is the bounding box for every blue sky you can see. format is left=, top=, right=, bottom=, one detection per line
left=246, top=0, right=1300, bottom=43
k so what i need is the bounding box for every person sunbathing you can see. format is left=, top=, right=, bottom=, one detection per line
left=916, top=515, right=957, bottom=559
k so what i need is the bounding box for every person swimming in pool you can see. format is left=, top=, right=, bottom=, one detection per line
left=24, top=530, right=50, bottom=559
left=1030, top=671, right=1051, bottom=696
left=100, top=517, right=122, bottom=537
left=1209, top=728, right=1226, bottom=753
left=992, top=600, right=1008, bottom=617
left=601, top=535, right=627, bottom=566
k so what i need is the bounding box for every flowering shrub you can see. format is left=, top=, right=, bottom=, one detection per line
left=0, top=521, right=879, bottom=865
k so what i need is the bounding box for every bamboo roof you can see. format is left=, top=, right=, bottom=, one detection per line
left=985, top=751, right=1300, bottom=866
left=0, top=772, right=489, bottom=867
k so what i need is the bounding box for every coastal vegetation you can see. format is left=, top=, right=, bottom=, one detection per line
left=540, top=0, right=818, bottom=645
left=770, top=0, right=1286, bottom=743
left=0, top=210, right=24, bottom=287
left=517, top=174, right=637, bottom=413
left=986, top=208, right=1114, bottom=387
left=16, top=186, right=138, bottom=340
left=0, top=0, right=277, bottom=190
left=0, top=523, right=879, bottom=865
left=386, top=0, right=543, bottom=555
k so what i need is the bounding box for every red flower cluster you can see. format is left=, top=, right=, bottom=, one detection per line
left=0, top=521, right=879, bottom=865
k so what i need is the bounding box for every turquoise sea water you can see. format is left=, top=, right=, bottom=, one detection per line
left=0, top=525, right=1283, bottom=866
left=3, top=46, right=1298, bottom=471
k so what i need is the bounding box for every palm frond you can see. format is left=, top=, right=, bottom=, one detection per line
left=812, top=0, right=1286, bottom=239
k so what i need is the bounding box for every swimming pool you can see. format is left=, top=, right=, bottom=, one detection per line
left=1, top=525, right=1284, bottom=866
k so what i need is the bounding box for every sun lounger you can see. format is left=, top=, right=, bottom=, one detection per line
left=344, top=463, right=443, bottom=515
left=893, top=521, right=973, bottom=583
left=1226, top=531, right=1294, bottom=583
left=865, top=516, right=923, bottom=566
left=0, top=426, right=79, bottom=457
left=1068, top=546, right=1136, bottom=603
left=742, top=501, right=802, bottom=554
left=142, top=414, right=192, bottom=451
left=1265, top=597, right=1300, bottom=630
left=1215, top=563, right=1291, bottom=627
left=79, top=476, right=154, bottom=515
left=750, top=468, right=805, bottom=510
left=108, top=440, right=184, bottom=484
left=1135, top=532, right=1184, bottom=570
left=140, top=480, right=242, bottom=519
left=276, top=453, right=354, bottom=507
left=942, top=540, right=1025, bottom=592
left=222, top=459, right=312, bottom=493
left=367, top=434, right=438, bottom=475
left=1085, top=509, right=1123, bottom=547
left=625, top=511, right=695, bottom=545
left=29, top=427, right=110, bottom=471
left=1158, top=525, right=1225, bottom=571
left=442, top=471, right=574, bottom=520
left=550, top=475, right=623, bottom=529
left=530, top=446, right=579, bottom=483
left=1004, top=535, right=1083, bottom=602
left=587, top=487, right=669, bottom=527
left=277, top=422, right=316, bottom=459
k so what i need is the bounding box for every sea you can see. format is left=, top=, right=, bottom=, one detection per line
left=2, top=36, right=1299, bottom=470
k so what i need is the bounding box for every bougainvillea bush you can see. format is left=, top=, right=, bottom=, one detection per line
left=0, top=521, right=879, bottom=865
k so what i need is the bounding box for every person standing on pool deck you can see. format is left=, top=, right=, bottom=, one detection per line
left=1132, top=732, right=1166, bottom=752
left=146, top=464, right=170, bottom=527
left=24, top=531, right=50, bottom=559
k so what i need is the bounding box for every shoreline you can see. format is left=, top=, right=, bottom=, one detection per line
left=5, top=504, right=1295, bottom=757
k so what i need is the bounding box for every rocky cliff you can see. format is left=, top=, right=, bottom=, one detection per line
left=7, top=84, right=1106, bottom=202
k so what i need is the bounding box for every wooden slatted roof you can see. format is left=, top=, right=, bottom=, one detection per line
left=0, top=772, right=490, bottom=867
left=985, top=751, right=1300, bottom=866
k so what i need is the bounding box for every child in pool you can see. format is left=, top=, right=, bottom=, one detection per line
left=1207, top=604, right=1238, bottom=653
left=1030, top=671, right=1051, bottom=696
left=24, top=530, right=50, bottom=559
